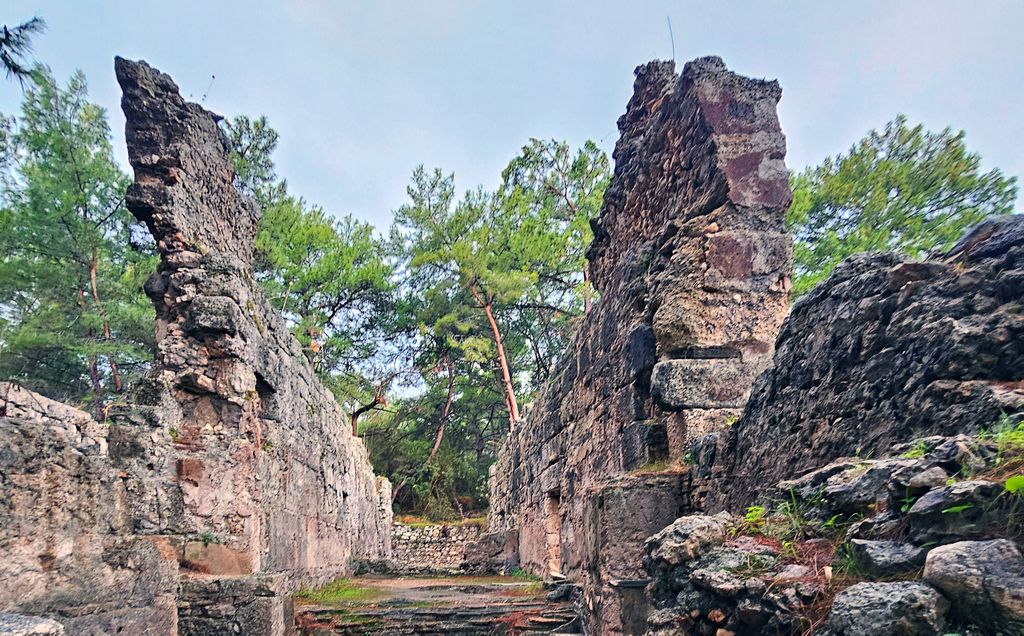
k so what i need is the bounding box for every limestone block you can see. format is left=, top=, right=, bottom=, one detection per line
left=826, top=582, right=948, bottom=635
left=664, top=408, right=740, bottom=458
left=0, top=614, right=64, bottom=636
left=652, top=289, right=788, bottom=355
left=621, top=420, right=669, bottom=470
left=704, top=231, right=792, bottom=291
left=651, top=358, right=765, bottom=409
left=182, top=542, right=253, bottom=575
left=924, top=539, right=1024, bottom=633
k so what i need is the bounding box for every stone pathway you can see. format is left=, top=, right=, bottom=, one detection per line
left=295, top=576, right=579, bottom=635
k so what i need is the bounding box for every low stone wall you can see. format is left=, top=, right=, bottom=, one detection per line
left=390, top=523, right=484, bottom=574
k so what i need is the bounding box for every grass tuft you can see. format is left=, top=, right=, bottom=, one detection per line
left=295, top=578, right=383, bottom=604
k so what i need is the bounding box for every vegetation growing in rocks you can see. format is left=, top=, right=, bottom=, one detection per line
left=650, top=415, right=1024, bottom=634
left=295, top=578, right=384, bottom=604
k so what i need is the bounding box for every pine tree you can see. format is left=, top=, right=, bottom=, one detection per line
left=1, top=17, right=46, bottom=85
left=0, top=69, right=155, bottom=412
left=788, top=115, right=1018, bottom=295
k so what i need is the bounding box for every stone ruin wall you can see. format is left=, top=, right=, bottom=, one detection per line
left=0, top=58, right=392, bottom=635
left=487, top=57, right=793, bottom=634
left=112, top=56, right=391, bottom=582
left=390, top=522, right=485, bottom=574
left=644, top=214, right=1024, bottom=634
left=0, top=383, right=180, bottom=635
left=488, top=55, right=1023, bottom=636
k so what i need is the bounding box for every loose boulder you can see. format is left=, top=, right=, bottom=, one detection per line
left=923, top=539, right=1024, bottom=633
left=825, top=582, right=948, bottom=635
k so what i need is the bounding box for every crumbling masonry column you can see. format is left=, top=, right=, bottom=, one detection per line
left=109, top=58, right=391, bottom=634
left=486, top=57, right=792, bottom=634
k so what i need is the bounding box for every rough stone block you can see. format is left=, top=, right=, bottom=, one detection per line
left=652, top=289, right=788, bottom=355
left=182, top=542, right=253, bottom=575
left=705, top=231, right=791, bottom=290
left=664, top=408, right=740, bottom=458
left=594, top=473, right=691, bottom=578
left=184, top=296, right=244, bottom=337
left=651, top=358, right=765, bottom=409
left=621, top=420, right=669, bottom=470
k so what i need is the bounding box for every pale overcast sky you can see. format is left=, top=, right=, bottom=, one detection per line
left=2, top=1, right=1022, bottom=228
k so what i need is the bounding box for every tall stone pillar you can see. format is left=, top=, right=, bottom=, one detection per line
left=487, top=57, right=792, bottom=634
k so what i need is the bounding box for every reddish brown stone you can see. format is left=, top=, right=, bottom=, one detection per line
left=182, top=542, right=253, bottom=575
left=176, top=458, right=204, bottom=486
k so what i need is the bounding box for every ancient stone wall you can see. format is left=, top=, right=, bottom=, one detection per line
left=108, top=57, right=391, bottom=588
left=390, top=523, right=484, bottom=574
left=0, top=57, right=393, bottom=635
left=703, top=214, right=1024, bottom=510
left=487, top=57, right=792, bottom=634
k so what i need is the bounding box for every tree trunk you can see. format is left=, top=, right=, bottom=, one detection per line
left=428, top=360, right=457, bottom=460
left=393, top=362, right=458, bottom=505
left=77, top=284, right=104, bottom=417
left=469, top=286, right=520, bottom=427
left=583, top=260, right=592, bottom=315
left=88, top=250, right=123, bottom=392
left=350, top=394, right=384, bottom=437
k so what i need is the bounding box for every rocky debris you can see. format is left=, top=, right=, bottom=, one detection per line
left=777, top=457, right=918, bottom=516
left=644, top=513, right=735, bottom=567
left=767, top=432, right=1016, bottom=547
left=0, top=614, right=64, bottom=636
left=645, top=424, right=1024, bottom=634
left=924, top=539, right=1024, bottom=633
left=706, top=213, right=1024, bottom=511
left=643, top=513, right=834, bottom=634
left=488, top=56, right=792, bottom=633
left=824, top=582, right=948, bottom=635
left=389, top=523, right=484, bottom=575
left=847, top=540, right=926, bottom=578
left=907, top=479, right=1003, bottom=543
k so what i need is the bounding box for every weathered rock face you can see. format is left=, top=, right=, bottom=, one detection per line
left=461, top=530, right=521, bottom=575
left=487, top=56, right=792, bottom=633
left=0, top=613, right=65, bottom=636
left=109, top=57, right=391, bottom=585
left=0, top=383, right=180, bottom=634
left=924, top=539, right=1024, bottom=633
left=824, top=582, right=949, bottom=635
left=705, top=214, right=1024, bottom=510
